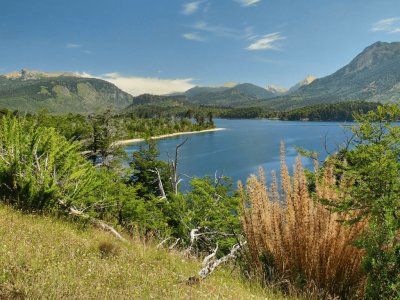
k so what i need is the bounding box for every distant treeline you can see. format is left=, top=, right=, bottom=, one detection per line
left=0, top=101, right=381, bottom=126
left=281, top=101, right=380, bottom=121
left=0, top=108, right=214, bottom=157
left=128, top=101, right=381, bottom=121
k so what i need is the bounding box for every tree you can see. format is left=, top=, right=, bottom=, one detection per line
left=185, top=109, right=193, bottom=119
left=194, top=113, right=205, bottom=126
left=129, top=139, right=171, bottom=199
left=88, top=110, right=123, bottom=167
left=168, top=176, right=240, bottom=256
left=328, top=104, right=400, bottom=298
left=207, top=112, right=214, bottom=126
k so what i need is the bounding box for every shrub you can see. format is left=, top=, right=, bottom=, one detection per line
left=239, top=144, right=365, bottom=298
left=328, top=104, right=400, bottom=299
left=169, top=176, right=241, bottom=256
left=0, top=115, right=98, bottom=212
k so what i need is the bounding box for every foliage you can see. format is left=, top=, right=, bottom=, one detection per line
left=239, top=144, right=365, bottom=299
left=35, top=109, right=92, bottom=141
left=27, top=110, right=215, bottom=153
left=327, top=104, right=400, bottom=299
left=282, top=101, right=380, bottom=121
left=130, top=101, right=380, bottom=122
left=169, top=176, right=241, bottom=255
left=0, top=114, right=143, bottom=233
left=219, top=107, right=270, bottom=119
left=128, top=141, right=241, bottom=254
left=0, top=107, right=244, bottom=268
left=129, top=139, right=171, bottom=199
left=0, top=115, right=98, bottom=212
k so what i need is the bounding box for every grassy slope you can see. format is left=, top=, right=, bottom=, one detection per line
left=0, top=206, right=286, bottom=299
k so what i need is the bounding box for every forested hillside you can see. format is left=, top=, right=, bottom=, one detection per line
left=0, top=70, right=133, bottom=113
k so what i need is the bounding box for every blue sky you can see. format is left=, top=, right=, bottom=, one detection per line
left=1, top=0, right=400, bottom=95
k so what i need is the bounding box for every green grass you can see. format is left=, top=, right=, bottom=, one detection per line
left=0, top=206, right=286, bottom=299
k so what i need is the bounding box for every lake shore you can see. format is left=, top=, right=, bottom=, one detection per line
left=114, top=128, right=226, bottom=146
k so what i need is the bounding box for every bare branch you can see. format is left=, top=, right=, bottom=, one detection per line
left=202, top=243, right=218, bottom=266
left=153, top=167, right=167, bottom=200
left=68, top=205, right=127, bottom=242
left=157, top=237, right=173, bottom=249
left=169, top=238, right=181, bottom=250
left=170, top=137, right=189, bottom=195
left=198, top=242, right=246, bottom=280
left=214, top=170, right=224, bottom=188
left=184, top=228, right=200, bottom=256
left=181, top=173, right=194, bottom=180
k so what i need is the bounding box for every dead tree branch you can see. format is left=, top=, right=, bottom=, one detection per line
left=153, top=168, right=167, bottom=200
left=169, top=238, right=181, bottom=250
left=184, top=228, right=201, bottom=256
left=202, top=243, right=218, bottom=266
left=214, top=170, right=224, bottom=188
left=157, top=237, right=173, bottom=249
left=62, top=201, right=126, bottom=242
left=168, top=138, right=188, bottom=195
left=198, top=242, right=246, bottom=279
left=184, top=227, right=235, bottom=257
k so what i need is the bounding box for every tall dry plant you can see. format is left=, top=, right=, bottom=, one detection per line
left=239, top=143, right=365, bottom=298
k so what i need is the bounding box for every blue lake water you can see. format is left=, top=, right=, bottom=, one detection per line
left=124, top=119, right=352, bottom=188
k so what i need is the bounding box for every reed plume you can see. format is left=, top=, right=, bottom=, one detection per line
left=239, top=143, right=365, bottom=298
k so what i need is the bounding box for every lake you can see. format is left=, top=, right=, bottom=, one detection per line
left=124, top=119, right=352, bottom=188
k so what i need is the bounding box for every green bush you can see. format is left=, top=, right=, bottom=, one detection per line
left=168, top=176, right=241, bottom=255
left=330, top=104, right=400, bottom=298
left=0, top=115, right=98, bottom=212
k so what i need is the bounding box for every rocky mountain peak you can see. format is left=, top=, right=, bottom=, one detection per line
left=265, top=85, right=288, bottom=94
left=3, top=69, right=80, bottom=80
left=344, top=41, right=400, bottom=74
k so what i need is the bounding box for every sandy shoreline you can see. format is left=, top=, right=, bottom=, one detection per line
left=114, top=128, right=226, bottom=146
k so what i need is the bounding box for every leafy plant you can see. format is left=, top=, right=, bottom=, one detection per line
left=170, top=176, right=241, bottom=255
left=0, top=115, right=98, bottom=211
left=328, top=104, right=400, bottom=299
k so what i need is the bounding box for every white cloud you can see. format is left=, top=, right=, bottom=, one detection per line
left=235, top=0, right=261, bottom=7
left=83, top=50, right=92, bottom=54
left=182, top=32, right=206, bottom=42
left=182, top=1, right=202, bottom=15
left=371, top=17, right=400, bottom=33
left=243, top=26, right=257, bottom=40
left=190, top=22, right=258, bottom=40
left=192, top=22, right=236, bottom=37
left=76, top=72, right=195, bottom=96
left=66, top=43, right=81, bottom=49
left=254, top=57, right=285, bottom=64
left=246, top=32, right=285, bottom=50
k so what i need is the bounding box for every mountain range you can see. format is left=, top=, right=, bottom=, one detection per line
left=261, top=41, right=400, bottom=110
left=179, top=75, right=316, bottom=107
left=1, top=41, right=400, bottom=113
